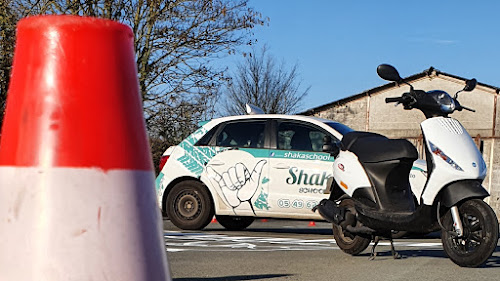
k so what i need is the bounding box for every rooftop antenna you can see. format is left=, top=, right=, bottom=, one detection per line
left=245, top=104, right=265, bottom=115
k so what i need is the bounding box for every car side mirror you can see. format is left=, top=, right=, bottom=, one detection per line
left=322, top=136, right=340, bottom=157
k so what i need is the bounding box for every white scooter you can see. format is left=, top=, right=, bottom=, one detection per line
left=315, top=64, right=498, bottom=267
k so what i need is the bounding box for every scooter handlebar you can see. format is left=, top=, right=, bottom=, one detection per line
left=460, top=105, right=476, bottom=112
left=385, top=97, right=403, bottom=103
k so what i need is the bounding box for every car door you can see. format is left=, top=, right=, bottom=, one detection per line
left=203, top=119, right=271, bottom=217
left=267, top=120, right=338, bottom=219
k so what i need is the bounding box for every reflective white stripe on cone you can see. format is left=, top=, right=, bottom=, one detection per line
left=0, top=167, right=168, bottom=280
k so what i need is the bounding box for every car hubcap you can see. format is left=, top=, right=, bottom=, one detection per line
left=176, top=192, right=201, bottom=219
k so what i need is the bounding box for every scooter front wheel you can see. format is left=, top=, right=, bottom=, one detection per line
left=332, top=199, right=371, bottom=255
left=441, top=199, right=499, bottom=267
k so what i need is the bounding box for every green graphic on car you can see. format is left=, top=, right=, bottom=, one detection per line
left=176, top=127, right=226, bottom=175
left=254, top=177, right=271, bottom=210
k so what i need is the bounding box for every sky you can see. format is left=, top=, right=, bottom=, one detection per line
left=227, top=0, right=500, bottom=112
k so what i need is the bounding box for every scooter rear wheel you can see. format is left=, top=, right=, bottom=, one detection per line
left=332, top=199, right=371, bottom=255
left=441, top=199, right=499, bottom=267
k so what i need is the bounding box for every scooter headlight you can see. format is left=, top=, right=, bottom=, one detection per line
left=429, top=141, right=463, bottom=171
left=428, top=90, right=456, bottom=113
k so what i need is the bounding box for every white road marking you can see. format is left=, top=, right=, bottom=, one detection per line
left=164, top=231, right=443, bottom=252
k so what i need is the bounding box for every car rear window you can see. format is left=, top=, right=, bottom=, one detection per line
left=325, top=122, right=354, bottom=136
left=195, top=125, right=219, bottom=146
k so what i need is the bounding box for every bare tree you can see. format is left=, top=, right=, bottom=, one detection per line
left=0, top=1, right=18, bottom=130
left=1, top=0, right=267, bottom=165
left=4, top=0, right=266, bottom=121
left=224, top=46, right=309, bottom=116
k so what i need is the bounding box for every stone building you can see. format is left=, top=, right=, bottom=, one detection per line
left=302, top=67, right=500, bottom=216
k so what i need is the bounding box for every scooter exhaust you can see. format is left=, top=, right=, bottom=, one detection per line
left=345, top=225, right=375, bottom=235
left=314, top=199, right=375, bottom=235
left=314, top=199, right=345, bottom=224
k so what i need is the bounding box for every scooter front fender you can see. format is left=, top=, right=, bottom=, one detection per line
left=439, top=180, right=489, bottom=207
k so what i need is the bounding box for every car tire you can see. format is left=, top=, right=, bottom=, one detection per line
left=216, top=215, right=255, bottom=230
left=166, top=180, right=214, bottom=230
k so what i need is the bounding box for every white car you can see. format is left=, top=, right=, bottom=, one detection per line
left=155, top=113, right=354, bottom=230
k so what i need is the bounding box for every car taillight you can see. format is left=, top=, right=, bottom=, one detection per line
left=159, top=155, right=170, bottom=171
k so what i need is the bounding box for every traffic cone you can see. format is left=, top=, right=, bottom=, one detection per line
left=0, top=15, right=171, bottom=280
left=308, top=221, right=317, bottom=227
left=211, top=216, right=218, bottom=223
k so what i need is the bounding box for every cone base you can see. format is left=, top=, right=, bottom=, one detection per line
left=0, top=167, right=170, bottom=280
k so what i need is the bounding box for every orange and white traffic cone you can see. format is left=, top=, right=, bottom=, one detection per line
left=308, top=221, right=317, bottom=227
left=0, top=15, right=171, bottom=280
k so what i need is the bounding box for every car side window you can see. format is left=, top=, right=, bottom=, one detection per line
left=216, top=121, right=266, bottom=148
left=277, top=122, right=330, bottom=152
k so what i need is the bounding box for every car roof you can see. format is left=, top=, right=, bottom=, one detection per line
left=206, top=114, right=339, bottom=125
left=201, top=114, right=346, bottom=140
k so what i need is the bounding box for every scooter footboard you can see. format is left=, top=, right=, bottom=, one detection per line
left=439, top=180, right=489, bottom=207
left=356, top=203, right=438, bottom=233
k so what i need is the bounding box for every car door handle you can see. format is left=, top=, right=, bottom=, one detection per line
left=208, top=160, right=225, bottom=166
left=273, top=163, right=290, bottom=169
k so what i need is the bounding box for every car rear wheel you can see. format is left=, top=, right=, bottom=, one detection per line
left=216, top=215, right=255, bottom=230
left=166, top=180, right=214, bottom=230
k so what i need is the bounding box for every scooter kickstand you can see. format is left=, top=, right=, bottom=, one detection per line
left=389, top=238, right=401, bottom=259
left=369, top=236, right=379, bottom=260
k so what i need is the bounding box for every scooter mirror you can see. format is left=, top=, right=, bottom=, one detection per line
left=464, top=78, right=477, bottom=92
left=377, top=64, right=402, bottom=82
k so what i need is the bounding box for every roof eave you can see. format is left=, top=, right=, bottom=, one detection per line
left=300, top=67, right=500, bottom=116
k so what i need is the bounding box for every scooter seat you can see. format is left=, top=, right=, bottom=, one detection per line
left=341, top=131, right=418, bottom=163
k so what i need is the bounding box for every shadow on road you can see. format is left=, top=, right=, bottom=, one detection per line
left=358, top=249, right=446, bottom=259
left=174, top=274, right=292, bottom=281
left=483, top=249, right=500, bottom=268
left=357, top=246, right=500, bottom=268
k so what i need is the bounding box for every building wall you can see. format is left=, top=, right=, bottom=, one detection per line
left=487, top=140, right=500, bottom=213
left=495, top=95, right=500, bottom=137
left=315, top=97, right=368, bottom=131
left=310, top=73, right=500, bottom=219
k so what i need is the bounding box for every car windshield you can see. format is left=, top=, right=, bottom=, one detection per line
left=325, top=122, right=354, bottom=135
